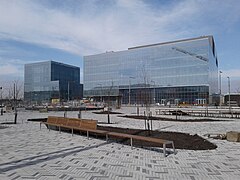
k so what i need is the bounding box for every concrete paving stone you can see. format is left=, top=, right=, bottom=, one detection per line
left=1, top=109, right=240, bottom=179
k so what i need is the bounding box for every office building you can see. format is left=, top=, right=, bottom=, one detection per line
left=24, top=61, right=82, bottom=104
left=83, top=36, right=218, bottom=106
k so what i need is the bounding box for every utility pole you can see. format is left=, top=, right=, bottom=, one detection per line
left=227, top=76, right=231, bottom=112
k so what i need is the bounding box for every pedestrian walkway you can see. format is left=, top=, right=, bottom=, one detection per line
left=0, top=110, right=240, bottom=179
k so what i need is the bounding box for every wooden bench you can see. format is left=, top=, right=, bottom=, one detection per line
left=40, top=116, right=176, bottom=157
left=107, top=132, right=175, bottom=157
left=40, top=116, right=109, bottom=139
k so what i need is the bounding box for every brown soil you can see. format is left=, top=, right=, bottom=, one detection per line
left=97, top=126, right=217, bottom=150
left=27, top=118, right=48, bottom=122
left=120, top=115, right=228, bottom=122
left=36, top=118, right=217, bottom=151
left=93, top=111, right=122, bottom=114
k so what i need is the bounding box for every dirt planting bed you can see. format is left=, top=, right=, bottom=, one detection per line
left=119, top=115, right=228, bottom=122
left=98, top=126, right=217, bottom=150
left=93, top=111, right=123, bottom=114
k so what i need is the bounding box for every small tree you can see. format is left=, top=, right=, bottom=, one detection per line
left=6, top=80, right=23, bottom=106
left=139, top=65, right=152, bottom=133
left=7, top=80, right=23, bottom=124
left=107, top=81, right=114, bottom=124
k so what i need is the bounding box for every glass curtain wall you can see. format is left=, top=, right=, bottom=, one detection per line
left=24, top=61, right=59, bottom=104
left=51, top=61, right=81, bottom=101
left=24, top=61, right=81, bottom=104
left=84, top=36, right=218, bottom=105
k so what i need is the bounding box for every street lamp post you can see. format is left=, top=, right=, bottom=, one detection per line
left=128, top=77, right=135, bottom=106
left=128, top=80, right=131, bottom=105
left=151, top=80, right=155, bottom=105
left=0, top=87, right=3, bottom=115
left=68, top=81, right=70, bottom=102
left=58, top=87, right=61, bottom=105
left=14, top=83, right=17, bottom=124
left=67, top=81, right=75, bottom=102
left=227, top=76, right=231, bottom=112
left=97, top=83, right=103, bottom=103
left=219, top=71, right=222, bottom=107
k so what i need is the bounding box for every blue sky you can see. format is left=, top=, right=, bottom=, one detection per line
left=0, top=0, right=240, bottom=94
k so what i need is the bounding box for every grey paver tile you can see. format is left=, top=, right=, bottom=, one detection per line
left=1, top=109, right=240, bottom=179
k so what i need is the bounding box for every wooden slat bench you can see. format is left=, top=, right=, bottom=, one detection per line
left=40, top=116, right=109, bottom=139
left=107, top=132, right=175, bottom=157
left=40, top=116, right=176, bottom=157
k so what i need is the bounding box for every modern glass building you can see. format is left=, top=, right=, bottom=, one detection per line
left=83, top=36, right=219, bottom=106
left=24, top=61, right=82, bottom=104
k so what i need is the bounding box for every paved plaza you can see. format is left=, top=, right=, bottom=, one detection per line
left=0, top=107, right=240, bottom=180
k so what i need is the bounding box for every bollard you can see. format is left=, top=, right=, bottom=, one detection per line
left=147, top=120, right=150, bottom=131
left=144, top=111, right=146, bottom=130
left=176, top=110, right=177, bottom=120
left=78, top=110, right=82, bottom=119
left=14, top=110, right=17, bottom=124
left=150, top=119, right=153, bottom=130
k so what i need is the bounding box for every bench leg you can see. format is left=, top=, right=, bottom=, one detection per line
left=172, top=142, right=176, bottom=155
left=71, top=128, right=73, bottom=136
left=87, top=131, right=89, bottom=139
left=130, top=138, right=133, bottom=150
left=163, top=144, right=166, bottom=157
left=59, top=126, right=61, bottom=133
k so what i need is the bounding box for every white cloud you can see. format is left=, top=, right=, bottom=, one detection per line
left=0, top=0, right=240, bottom=91
left=0, top=0, right=239, bottom=56
left=220, top=69, right=240, bottom=94
left=0, top=58, right=30, bottom=79
left=0, top=64, right=20, bottom=76
left=222, top=69, right=240, bottom=78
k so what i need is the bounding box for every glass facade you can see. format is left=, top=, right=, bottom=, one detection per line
left=24, top=61, right=81, bottom=104
left=84, top=36, right=218, bottom=105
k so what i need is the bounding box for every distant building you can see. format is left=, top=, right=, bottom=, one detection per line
left=83, top=36, right=219, bottom=106
left=224, top=93, right=240, bottom=107
left=24, top=61, right=82, bottom=104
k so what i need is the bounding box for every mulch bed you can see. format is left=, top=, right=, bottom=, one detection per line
left=97, top=126, right=217, bottom=150
left=93, top=111, right=122, bottom=114
left=27, top=118, right=48, bottom=122
left=119, top=115, right=228, bottom=122
left=36, top=118, right=217, bottom=150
